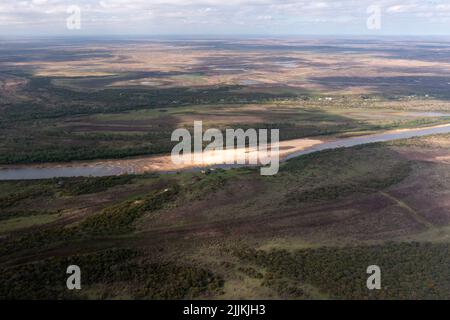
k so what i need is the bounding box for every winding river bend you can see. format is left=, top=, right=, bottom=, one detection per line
left=1, top=123, right=450, bottom=180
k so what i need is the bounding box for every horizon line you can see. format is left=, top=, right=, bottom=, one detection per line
left=2, top=34, right=450, bottom=40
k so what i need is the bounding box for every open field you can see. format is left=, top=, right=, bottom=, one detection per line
left=1, top=38, right=450, bottom=299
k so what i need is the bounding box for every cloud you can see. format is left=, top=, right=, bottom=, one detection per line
left=0, top=0, right=449, bottom=35
left=386, top=5, right=417, bottom=13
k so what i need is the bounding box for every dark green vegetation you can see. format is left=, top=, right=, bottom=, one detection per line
left=235, top=242, right=450, bottom=299
left=80, top=185, right=180, bottom=234
left=1, top=135, right=450, bottom=299
left=58, top=175, right=135, bottom=196
left=283, top=145, right=412, bottom=204
left=0, top=248, right=223, bottom=299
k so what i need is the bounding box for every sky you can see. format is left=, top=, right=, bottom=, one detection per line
left=1, top=0, right=450, bottom=36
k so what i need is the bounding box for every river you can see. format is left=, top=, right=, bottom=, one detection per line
left=1, top=123, right=450, bottom=180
